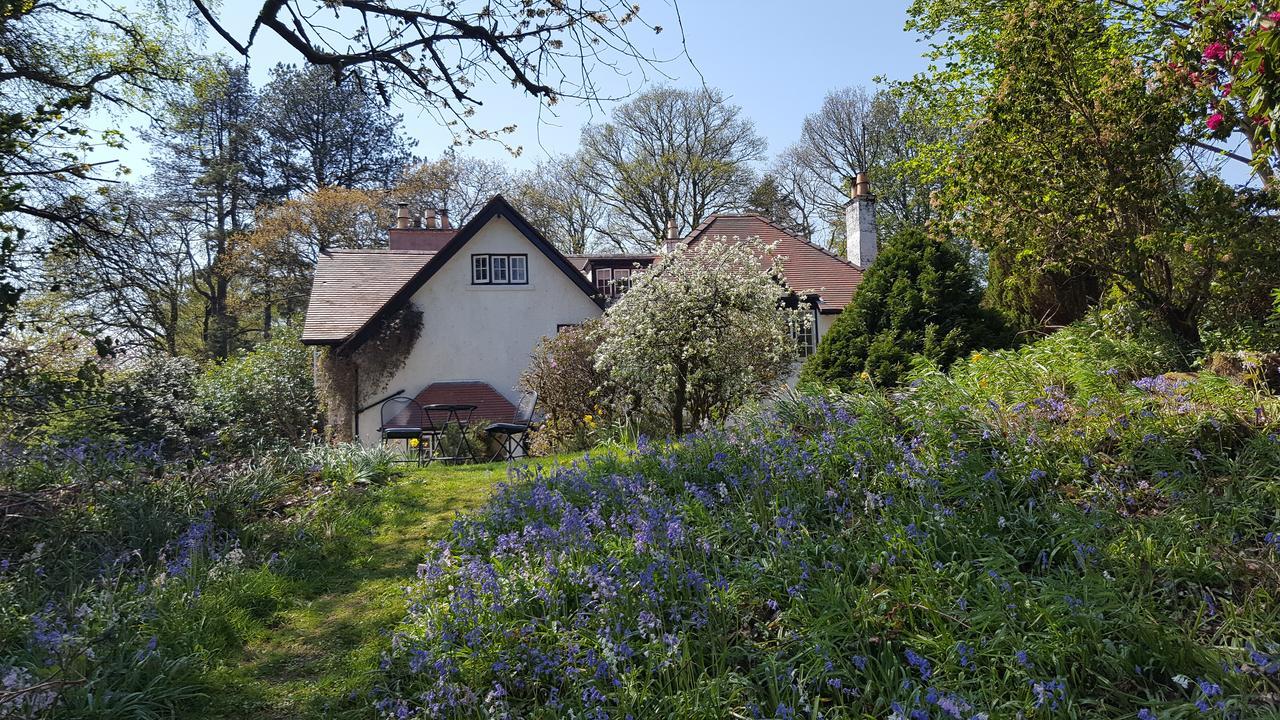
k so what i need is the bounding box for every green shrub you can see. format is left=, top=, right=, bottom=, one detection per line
left=106, top=354, right=201, bottom=451
left=520, top=319, right=619, bottom=453
left=195, top=326, right=317, bottom=456
left=802, top=227, right=1009, bottom=390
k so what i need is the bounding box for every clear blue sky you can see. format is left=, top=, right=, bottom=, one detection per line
left=115, top=1, right=929, bottom=173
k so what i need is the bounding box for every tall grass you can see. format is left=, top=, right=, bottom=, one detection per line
left=375, top=322, right=1279, bottom=719
left=0, top=442, right=398, bottom=718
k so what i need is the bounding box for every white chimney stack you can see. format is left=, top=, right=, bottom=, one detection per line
left=662, top=218, right=680, bottom=254
left=395, top=203, right=411, bottom=229
left=845, top=172, right=878, bottom=268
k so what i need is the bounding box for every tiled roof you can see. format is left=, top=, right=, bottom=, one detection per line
left=302, top=195, right=603, bottom=348
left=685, top=214, right=864, bottom=312
left=413, top=381, right=517, bottom=424
left=301, top=249, right=433, bottom=344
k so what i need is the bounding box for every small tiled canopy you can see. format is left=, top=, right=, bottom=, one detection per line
left=413, top=381, right=517, bottom=424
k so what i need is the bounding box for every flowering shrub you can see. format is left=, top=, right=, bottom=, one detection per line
left=520, top=319, right=619, bottom=453
left=596, top=236, right=809, bottom=436
left=375, top=321, right=1280, bottom=718
left=1164, top=2, right=1280, bottom=176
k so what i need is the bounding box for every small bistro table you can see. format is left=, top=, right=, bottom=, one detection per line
left=421, top=403, right=478, bottom=464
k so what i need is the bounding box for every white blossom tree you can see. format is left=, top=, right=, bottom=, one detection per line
left=595, top=237, right=810, bottom=436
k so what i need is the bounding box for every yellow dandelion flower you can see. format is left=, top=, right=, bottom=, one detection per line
left=859, top=371, right=871, bottom=381
left=409, top=438, right=420, bottom=448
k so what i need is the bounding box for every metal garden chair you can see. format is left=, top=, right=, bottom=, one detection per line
left=378, top=396, right=426, bottom=465
left=484, top=391, right=541, bottom=462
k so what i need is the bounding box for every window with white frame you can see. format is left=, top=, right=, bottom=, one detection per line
left=793, top=308, right=819, bottom=358
left=471, top=254, right=528, bottom=285
left=613, top=268, right=631, bottom=294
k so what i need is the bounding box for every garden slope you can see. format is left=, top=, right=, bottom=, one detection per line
left=375, top=324, right=1280, bottom=719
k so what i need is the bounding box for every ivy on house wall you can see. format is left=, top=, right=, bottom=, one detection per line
left=316, top=305, right=423, bottom=441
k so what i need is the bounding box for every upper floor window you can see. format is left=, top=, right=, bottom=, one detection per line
left=594, top=267, right=634, bottom=300
left=471, top=254, right=529, bottom=285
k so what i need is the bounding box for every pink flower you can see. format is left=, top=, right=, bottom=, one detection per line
left=1207, top=112, right=1226, bottom=131
left=1268, top=11, right=1280, bottom=22
left=1202, top=42, right=1228, bottom=61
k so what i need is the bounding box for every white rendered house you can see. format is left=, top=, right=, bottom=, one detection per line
left=302, top=180, right=878, bottom=444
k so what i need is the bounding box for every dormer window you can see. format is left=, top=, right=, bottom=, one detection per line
left=471, top=254, right=529, bottom=285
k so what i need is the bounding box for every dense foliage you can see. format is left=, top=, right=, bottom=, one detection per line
left=196, top=327, right=317, bottom=456
left=902, top=0, right=1280, bottom=341
left=803, top=227, right=1005, bottom=389
left=596, top=238, right=808, bottom=436
left=520, top=319, right=617, bottom=452
left=376, top=319, right=1279, bottom=718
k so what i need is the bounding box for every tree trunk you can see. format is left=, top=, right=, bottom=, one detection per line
left=262, top=302, right=273, bottom=340
left=672, top=358, right=687, bottom=436
left=166, top=296, right=179, bottom=356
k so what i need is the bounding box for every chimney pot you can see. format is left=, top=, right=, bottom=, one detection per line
left=854, top=172, right=872, bottom=199
left=395, top=202, right=411, bottom=230
left=439, top=208, right=450, bottom=230
left=424, top=208, right=436, bottom=229
left=662, top=218, right=680, bottom=253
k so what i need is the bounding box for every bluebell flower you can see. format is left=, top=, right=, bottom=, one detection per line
left=1015, top=649, right=1032, bottom=670
left=1029, top=678, right=1066, bottom=710
left=904, top=648, right=933, bottom=679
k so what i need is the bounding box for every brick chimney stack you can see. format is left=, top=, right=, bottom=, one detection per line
left=395, top=203, right=411, bottom=229
left=844, top=172, right=878, bottom=268
left=662, top=218, right=680, bottom=254
left=423, top=208, right=436, bottom=229
left=438, top=208, right=450, bottom=230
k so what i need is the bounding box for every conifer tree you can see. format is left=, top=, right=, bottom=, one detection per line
left=802, top=228, right=1005, bottom=389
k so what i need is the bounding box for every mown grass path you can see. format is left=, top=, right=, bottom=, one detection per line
left=199, top=460, right=522, bottom=719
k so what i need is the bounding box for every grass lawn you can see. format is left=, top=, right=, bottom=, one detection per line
left=197, top=457, right=572, bottom=719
